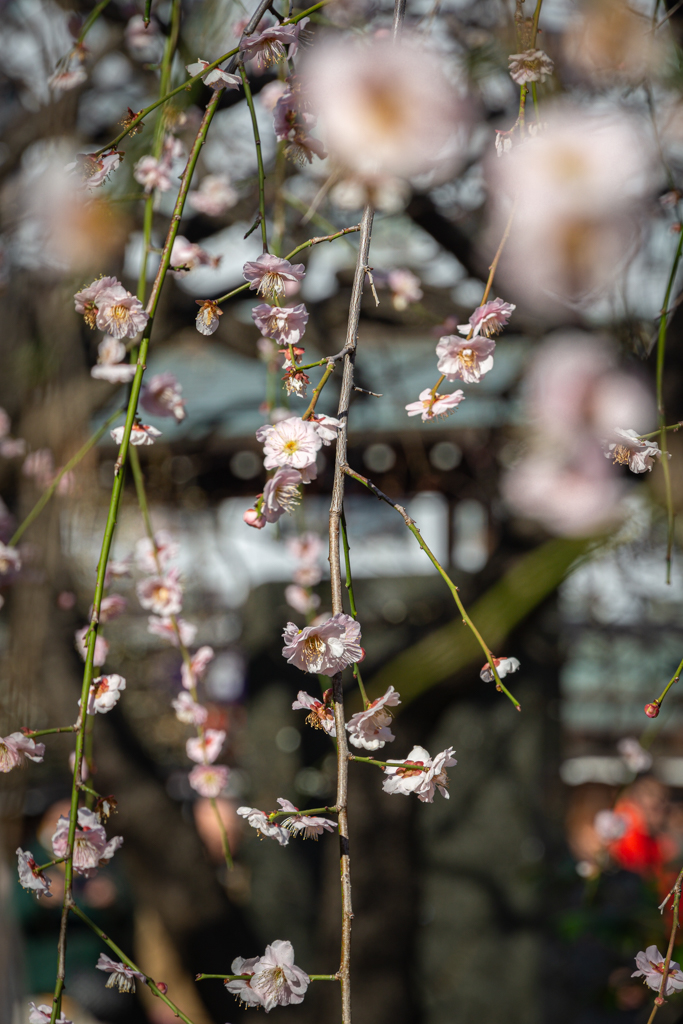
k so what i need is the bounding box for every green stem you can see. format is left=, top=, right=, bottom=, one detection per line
left=36, top=856, right=70, bottom=872
left=530, top=81, right=540, bottom=122
left=267, top=804, right=337, bottom=820
left=302, top=363, right=334, bottom=420
left=344, top=465, right=521, bottom=711
left=656, top=226, right=683, bottom=583
left=651, top=656, right=683, bottom=711
left=240, top=64, right=268, bottom=254
left=23, top=726, right=77, bottom=738
left=10, top=407, right=123, bottom=548
left=196, top=972, right=339, bottom=981
left=209, top=796, right=234, bottom=870
left=530, top=0, right=544, bottom=45
left=70, top=903, right=199, bottom=1024
left=339, top=508, right=369, bottom=707
left=638, top=423, right=682, bottom=440
left=77, top=0, right=112, bottom=44
left=349, top=755, right=428, bottom=770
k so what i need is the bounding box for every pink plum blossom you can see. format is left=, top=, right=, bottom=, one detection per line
left=225, top=956, right=263, bottom=1007
left=28, top=1004, right=72, bottom=1024
left=188, top=175, right=238, bottom=216
left=310, top=414, right=342, bottom=445
left=346, top=685, right=400, bottom=750
left=136, top=568, right=183, bottom=616
left=95, top=285, right=149, bottom=339
left=382, top=745, right=457, bottom=802
left=285, top=584, right=320, bottom=616
left=186, top=728, right=225, bottom=764
left=98, top=594, right=127, bottom=622
left=87, top=674, right=126, bottom=714
left=405, top=388, right=465, bottom=421
left=436, top=335, right=495, bottom=384
left=277, top=799, right=336, bottom=839
left=288, top=532, right=323, bottom=564
left=618, top=737, right=653, bottom=774
left=52, top=807, right=123, bottom=877
left=68, top=151, right=122, bottom=190
left=104, top=558, right=132, bottom=585
left=479, top=656, right=520, bottom=683
left=593, top=809, right=627, bottom=842
left=135, top=531, right=178, bottom=573
left=261, top=468, right=303, bottom=523
left=169, top=236, right=220, bottom=277
left=148, top=615, right=197, bottom=647
left=181, top=646, right=215, bottom=690
left=74, top=276, right=119, bottom=327
left=241, top=24, right=300, bottom=68
left=195, top=299, right=223, bottom=335
left=185, top=58, right=241, bottom=90
left=250, top=940, right=310, bottom=1011
left=96, top=953, right=146, bottom=994
left=387, top=269, right=423, bottom=311
left=189, top=763, right=229, bottom=797
left=252, top=303, right=309, bottom=346
left=237, top=806, right=291, bottom=845
left=49, top=48, right=87, bottom=92
left=0, top=541, right=21, bottom=575
left=244, top=508, right=265, bottom=529
left=282, top=613, right=363, bottom=676
left=603, top=428, right=664, bottom=473
left=172, top=691, right=208, bottom=725
left=125, top=15, right=161, bottom=57
left=292, top=691, right=336, bottom=736
left=243, top=254, right=306, bottom=301
left=632, top=946, right=683, bottom=995
left=462, top=298, right=515, bottom=339
left=508, top=49, right=554, bottom=85
left=274, top=95, right=327, bottom=164
left=260, top=80, right=288, bottom=111
left=110, top=423, right=161, bottom=446
left=257, top=416, right=321, bottom=471
left=17, top=848, right=52, bottom=898
left=293, top=565, right=322, bottom=587
left=134, top=155, right=173, bottom=193
left=23, top=449, right=54, bottom=489
left=75, top=626, right=109, bottom=667
left=141, top=373, right=186, bottom=422
left=99, top=336, right=128, bottom=364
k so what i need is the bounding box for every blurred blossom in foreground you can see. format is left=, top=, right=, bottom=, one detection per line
left=488, top=107, right=655, bottom=312
left=502, top=334, right=654, bottom=536
left=303, top=35, right=466, bottom=191
left=563, top=0, right=664, bottom=83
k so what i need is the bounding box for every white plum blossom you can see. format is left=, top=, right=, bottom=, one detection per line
left=141, top=373, right=186, bottom=422
left=110, top=423, right=161, bottom=446
left=261, top=468, right=303, bottom=523
left=185, top=58, right=241, bottom=90
left=250, top=940, right=310, bottom=1011
left=92, top=363, right=136, bottom=384
left=382, top=745, right=457, bottom=802
left=169, top=235, right=220, bottom=277
left=632, top=946, right=683, bottom=995
left=252, top=303, right=309, bottom=346
left=508, top=49, right=554, bottom=85
left=51, top=807, right=123, bottom=877
left=75, top=626, right=109, bottom=667
left=98, top=594, right=127, bottom=622
left=285, top=584, right=321, bottom=616
left=134, top=155, right=173, bottom=193
left=96, top=953, right=146, bottom=994
left=292, top=690, right=336, bottom=735
left=405, top=389, right=465, bottom=421
left=28, top=1004, right=72, bottom=1024
left=282, top=613, right=363, bottom=676
left=480, top=656, right=520, bottom=683
left=189, top=175, right=238, bottom=216
left=593, top=809, right=627, bottom=842
left=618, top=737, right=653, bottom=774
left=186, top=728, right=225, bottom=764
left=189, top=763, right=229, bottom=797
left=436, top=335, right=495, bottom=384
left=242, top=24, right=300, bottom=68
left=17, top=848, right=52, bottom=897
left=257, top=416, right=322, bottom=471
left=277, top=799, right=336, bottom=839
left=181, top=646, right=215, bottom=690
left=387, top=268, right=423, bottom=311
left=87, top=674, right=126, bottom=714
left=225, top=956, right=263, bottom=1007
left=135, top=530, right=178, bottom=573
left=67, top=151, right=122, bottom=190
left=346, top=686, right=400, bottom=750
left=172, top=691, right=208, bottom=725
left=148, top=615, right=197, bottom=647
left=603, top=428, right=664, bottom=473
left=237, top=806, right=291, bottom=845
left=0, top=541, right=21, bottom=575
left=310, top=414, right=342, bottom=445
left=136, top=568, right=183, bottom=616
left=462, top=299, right=515, bottom=339
left=95, top=285, right=149, bottom=339
left=243, top=254, right=306, bottom=301
left=195, top=299, right=223, bottom=335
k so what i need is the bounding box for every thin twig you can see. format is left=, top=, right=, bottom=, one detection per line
left=302, top=362, right=335, bottom=420
left=240, top=64, right=269, bottom=254
left=340, top=508, right=369, bottom=708
left=645, top=866, right=683, bottom=1024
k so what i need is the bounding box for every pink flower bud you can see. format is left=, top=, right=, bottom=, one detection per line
left=156, top=981, right=168, bottom=994
left=644, top=702, right=660, bottom=718
left=655, top=997, right=665, bottom=1006
left=243, top=508, right=266, bottom=529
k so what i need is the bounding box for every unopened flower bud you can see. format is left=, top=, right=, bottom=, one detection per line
left=243, top=508, right=266, bottom=529
left=644, top=702, right=660, bottom=718
left=655, top=997, right=665, bottom=1006
left=156, top=981, right=168, bottom=994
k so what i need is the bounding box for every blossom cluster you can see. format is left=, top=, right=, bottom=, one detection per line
left=225, top=939, right=309, bottom=1011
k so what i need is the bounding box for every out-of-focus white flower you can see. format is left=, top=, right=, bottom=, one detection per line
left=237, top=806, right=291, bottom=845
left=17, top=848, right=52, bottom=898
left=186, top=728, right=225, bottom=764
left=135, top=530, right=178, bottom=574
left=252, top=303, right=309, bottom=346
left=382, top=745, right=457, bottom=802
left=147, top=615, right=197, bottom=647
left=405, top=388, right=465, bottom=421
left=169, top=236, right=220, bottom=277
left=617, top=737, right=653, bottom=774
left=110, top=423, right=161, bottom=446
left=181, top=646, right=215, bottom=690
left=28, top=1003, right=72, bottom=1024
left=96, top=953, right=146, bottom=993
left=292, top=690, right=336, bottom=735
left=436, top=335, right=495, bottom=384
left=387, top=269, right=423, bottom=310
left=603, top=428, right=664, bottom=474
left=23, top=449, right=54, bottom=489
left=92, top=363, right=137, bottom=383
left=303, top=34, right=466, bottom=183
left=185, top=58, right=241, bottom=90
left=48, top=47, right=87, bottom=91
left=140, top=372, right=186, bottom=422
left=244, top=254, right=306, bottom=301
left=97, top=336, right=126, bottom=364
left=52, top=807, right=123, bottom=877
left=257, top=416, right=321, bottom=471
left=189, top=763, right=229, bottom=797
left=195, top=299, right=223, bottom=335
left=87, top=674, right=126, bottom=714
left=283, top=613, right=363, bottom=676
left=0, top=733, right=46, bottom=773
left=594, top=809, right=627, bottom=842
left=95, top=284, right=149, bottom=339
left=172, top=691, right=208, bottom=725
left=285, top=585, right=320, bottom=616
left=507, top=49, right=554, bottom=85
left=250, top=940, right=310, bottom=1011
left=188, top=175, right=238, bottom=216
left=67, top=151, right=122, bottom=190
left=346, top=685, right=400, bottom=750
left=134, top=155, right=172, bottom=193
left=75, top=626, right=108, bottom=666
left=125, top=15, right=162, bottom=58
left=479, top=656, right=520, bottom=683
left=98, top=594, right=127, bottom=622
left=563, top=0, right=663, bottom=83
left=632, top=946, right=683, bottom=995
left=0, top=541, right=21, bottom=576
